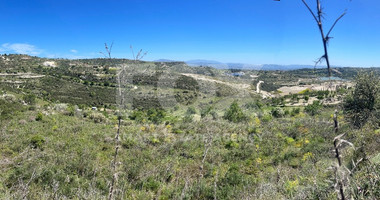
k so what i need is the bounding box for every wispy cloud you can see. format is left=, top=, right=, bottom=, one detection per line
left=1, top=43, right=42, bottom=55
left=70, top=49, right=78, bottom=53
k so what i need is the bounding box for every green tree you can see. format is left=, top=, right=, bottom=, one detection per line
left=223, top=101, right=247, bottom=123
left=344, top=72, right=380, bottom=128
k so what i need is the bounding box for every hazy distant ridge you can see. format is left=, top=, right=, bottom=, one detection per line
left=155, top=59, right=326, bottom=70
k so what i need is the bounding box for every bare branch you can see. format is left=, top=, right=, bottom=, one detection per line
left=317, top=0, right=322, bottom=22
left=314, top=54, right=326, bottom=69
left=99, top=52, right=108, bottom=58
left=199, top=127, right=213, bottom=179
left=334, top=133, right=346, bottom=142
left=340, top=139, right=355, bottom=149
left=100, top=42, right=114, bottom=59
left=130, top=45, right=135, bottom=60
left=301, top=0, right=319, bottom=24
left=136, top=49, right=142, bottom=61
left=180, top=178, right=189, bottom=200
left=22, top=169, right=36, bottom=200
left=139, top=51, right=148, bottom=61
left=332, top=68, right=342, bottom=75
left=105, top=42, right=113, bottom=59
left=350, top=158, right=364, bottom=174
left=326, top=11, right=347, bottom=38
left=109, top=42, right=114, bottom=54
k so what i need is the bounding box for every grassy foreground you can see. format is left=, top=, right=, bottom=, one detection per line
left=1, top=92, right=379, bottom=199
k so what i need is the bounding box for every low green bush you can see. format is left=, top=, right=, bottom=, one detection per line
left=89, top=112, right=106, bottom=123
left=271, top=107, right=285, bottom=118
left=304, top=101, right=322, bottom=116
left=224, top=101, right=247, bottom=123
left=30, top=135, right=45, bottom=149
left=36, top=112, right=43, bottom=121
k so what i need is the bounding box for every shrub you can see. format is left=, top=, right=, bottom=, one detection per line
left=344, top=72, right=380, bottom=128
left=223, top=101, right=247, bottom=123
left=210, top=111, right=218, bottom=120
left=122, top=138, right=136, bottom=149
left=129, top=108, right=167, bottom=124
left=225, top=140, right=239, bottom=149
left=172, top=128, right=183, bottom=134
left=183, top=114, right=194, bottom=123
left=272, top=97, right=286, bottom=106
left=144, top=177, right=160, bottom=192
left=0, top=99, right=24, bottom=120
left=129, top=110, right=146, bottom=123
left=89, top=112, right=106, bottom=123
left=291, top=108, right=301, bottom=116
left=30, top=135, right=45, bottom=149
left=304, top=101, right=322, bottom=116
left=23, top=94, right=36, bottom=105
left=291, top=94, right=299, bottom=102
left=317, top=94, right=324, bottom=100
left=221, top=164, right=243, bottom=186
left=28, top=106, right=36, bottom=111
left=200, top=106, right=213, bottom=118
left=147, top=108, right=166, bottom=124
left=284, top=179, right=299, bottom=197
left=271, top=107, right=285, bottom=118
left=262, top=114, right=272, bottom=122
left=36, top=112, right=43, bottom=121
left=65, top=105, right=75, bottom=116
left=173, top=105, right=179, bottom=111
left=186, top=106, right=197, bottom=115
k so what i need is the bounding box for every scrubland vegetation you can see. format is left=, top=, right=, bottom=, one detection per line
left=1, top=54, right=380, bottom=199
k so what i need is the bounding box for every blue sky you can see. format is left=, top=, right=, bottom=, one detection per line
left=1, top=0, right=379, bottom=67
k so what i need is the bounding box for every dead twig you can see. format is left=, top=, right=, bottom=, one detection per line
left=301, top=0, right=348, bottom=77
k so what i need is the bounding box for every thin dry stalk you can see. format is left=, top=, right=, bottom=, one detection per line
left=332, top=110, right=345, bottom=200
left=108, top=117, right=122, bottom=200
left=180, top=178, right=189, bottom=200
left=199, top=129, right=213, bottom=179
left=100, top=42, right=123, bottom=200
left=301, top=0, right=347, bottom=77
left=21, top=169, right=36, bottom=199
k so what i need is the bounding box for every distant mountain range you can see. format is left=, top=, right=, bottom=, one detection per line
left=154, top=59, right=180, bottom=63
left=154, top=59, right=327, bottom=70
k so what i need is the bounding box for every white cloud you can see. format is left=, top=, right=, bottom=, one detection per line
left=70, top=49, right=78, bottom=53
left=1, top=43, right=42, bottom=55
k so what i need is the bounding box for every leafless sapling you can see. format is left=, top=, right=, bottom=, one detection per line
left=333, top=109, right=346, bottom=200
left=332, top=110, right=356, bottom=200
left=100, top=43, right=122, bottom=200
left=301, top=0, right=348, bottom=77
left=130, top=45, right=148, bottom=63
